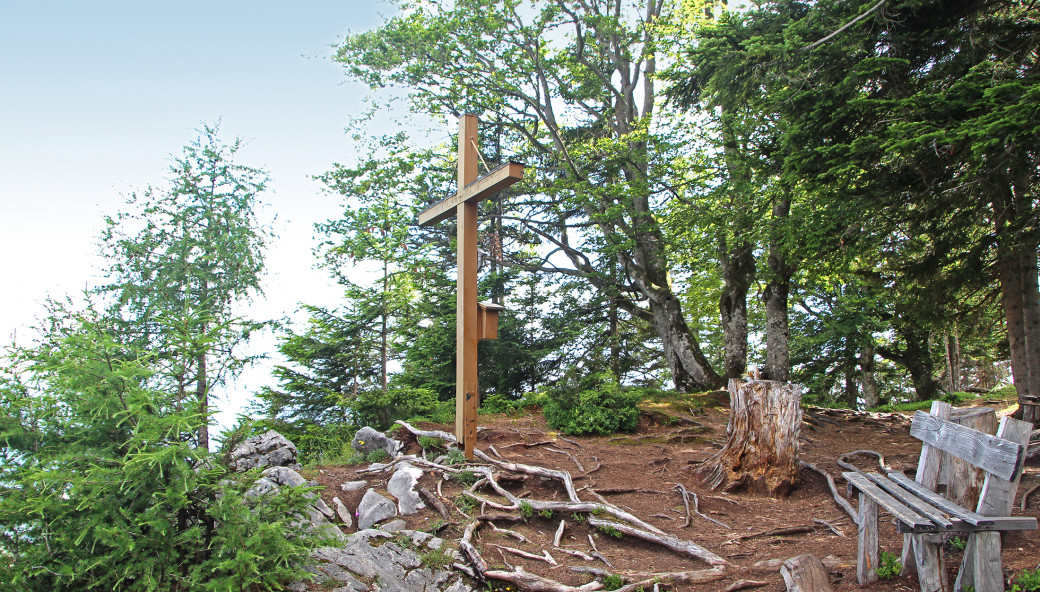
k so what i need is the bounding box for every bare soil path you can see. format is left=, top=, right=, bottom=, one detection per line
left=309, top=394, right=1040, bottom=592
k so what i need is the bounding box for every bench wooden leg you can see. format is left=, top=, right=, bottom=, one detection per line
left=857, top=492, right=879, bottom=585
left=955, top=532, right=1003, bottom=592
left=911, top=533, right=948, bottom=592
left=901, top=533, right=916, bottom=576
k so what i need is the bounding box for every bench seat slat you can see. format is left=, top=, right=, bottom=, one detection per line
left=863, top=472, right=954, bottom=528
left=895, top=516, right=1037, bottom=534
left=843, top=472, right=934, bottom=530
left=886, top=471, right=992, bottom=526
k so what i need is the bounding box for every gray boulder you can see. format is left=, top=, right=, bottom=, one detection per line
left=351, top=426, right=402, bottom=459
left=307, top=529, right=472, bottom=592
left=357, top=489, right=397, bottom=530
left=229, top=430, right=300, bottom=472
left=387, top=463, right=425, bottom=515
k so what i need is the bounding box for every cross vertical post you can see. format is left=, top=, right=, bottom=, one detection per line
left=417, top=114, right=525, bottom=459
left=456, top=114, right=480, bottom=459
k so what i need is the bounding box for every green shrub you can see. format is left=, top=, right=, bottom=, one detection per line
left=603, top=574, right=624, bottom=590
left=543, top=373, right=642, bottom=435
left=0, top=315, right=326, bottom=592
left=353, top=384, right=442, bottom=430
left=1011, top=568, right=1040, bottom=592
left=876, top=551, right=901, bottom=580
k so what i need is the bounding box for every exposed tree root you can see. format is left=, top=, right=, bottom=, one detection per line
left=798, top=460, right=857, bottom=521
left=837, top=449, right=890, bottom=473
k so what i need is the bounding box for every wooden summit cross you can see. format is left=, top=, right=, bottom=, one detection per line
left=418, top=114, right=525, bottom=459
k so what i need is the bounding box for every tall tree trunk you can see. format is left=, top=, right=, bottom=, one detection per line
left=763, top=191, right=794, bottom=382
left=197, top=332, right=209, bottom=451
left=860, top=341, right=880, bottom=409
left=993, top=176, right=1040, bottom=425
left=381, top=257, right=389, bottom=394
left=877, top=323, right=943, bottom=401
left=633, top=286, right=722, bottom=391
left=944, top=327, right=961, bottom=393
left=719, top=241, right=755, bottom=381
left=1019, top=245, right=1040, bottom=423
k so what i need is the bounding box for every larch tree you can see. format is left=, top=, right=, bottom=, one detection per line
left=99, top=124, right=270, bottom=449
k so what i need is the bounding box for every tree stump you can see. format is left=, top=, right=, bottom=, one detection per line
left=781, top=555, right=834, bottom=592
left=701, top=379, right=803, bottom=497
left=937, top=407, right=997, bottom=509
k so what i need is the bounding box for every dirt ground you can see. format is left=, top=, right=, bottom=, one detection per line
left=308, top=394, right=1040, bottom=592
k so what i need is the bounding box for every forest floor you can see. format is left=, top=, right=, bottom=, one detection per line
left=308, top=392, right=1040, bottom=592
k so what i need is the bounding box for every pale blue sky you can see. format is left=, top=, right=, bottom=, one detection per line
left=0, top=1, right=401, bottom=430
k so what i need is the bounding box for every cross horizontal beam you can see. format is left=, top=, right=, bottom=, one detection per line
left=417, top=161, right=525, bottom=227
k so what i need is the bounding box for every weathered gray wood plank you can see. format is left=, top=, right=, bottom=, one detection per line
left=910, top=411, right=1022, bottom=481
left=863, top=472, right=953, bottom=528
left=903, top=401, right=951, bottom=576
left=895, top=515, right=1036, bottom=533
left=844, top=472, right=933, bottom=530
left=957, top=417, right=1034, bottom=592
left=911, top=533, right=947, bottom=592
left=886, top=471, right=991, bottom=526
left=856, top=492, right=879, bottom=585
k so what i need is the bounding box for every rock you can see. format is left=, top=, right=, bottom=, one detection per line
left=387, top=463, right=425, bottom=515
left=308, top=529, right=471, bottom=592
left=332, top=496, right=353, bottom=528
left=313, top=497, right=336, bottom=520
left=357, top=489, right=397, bottom=530
left=229, top=430, right=299, bottom=472
left=378, top=519, right=408, bottom=532
left=352, top=426, right=402, bottom=459
left=263, top=466, right=308, bottom=488
left=341, top=480, right=368, bottom=492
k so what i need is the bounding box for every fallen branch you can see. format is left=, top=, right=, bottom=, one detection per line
left=813, top=518, right=845, bottom=537
left=394, top=420, right=457, bottom=444
left=675, top=483, right=732, bottom=529
left=488, top=544, right=558, bottom=566
left=460, top=521, right=488, bottom=576
left=558, top=547, right=595, bottom=561
left=554, top=519, right=566, bottom=547
left=489, top=521, right=529, bottom=543
left=799, top=460, right=857, bottom=521
left=588, top=517, right=730, bottom=567
left=419, top=487, right=452, bottom=521
left=728, top=525, right=814, bottom=543
left=559, top=436, right=584, bottom=449
left=503, top=440, right=555, bottom=449
left=483, top=566, right=604, bottom=592
left=724, top=579, right=770, bottom=592
left=547, top=447, right=585, bottom=472
left=488, top=444, right=504, bottom=460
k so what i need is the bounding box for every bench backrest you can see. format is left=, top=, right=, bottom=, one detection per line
left=909, top=401, right=1031, bottom=516
left=909, top=410, right=1023, bottom=481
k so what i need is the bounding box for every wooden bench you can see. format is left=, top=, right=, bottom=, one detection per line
left=844, top=401, right=1035, bottom=592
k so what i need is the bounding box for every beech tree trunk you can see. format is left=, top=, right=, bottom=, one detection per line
left=719, top=241, right=755, bottom=381
left=764, top=190, right=795, bottom=382
left=701, top=379, right=803, bottom=497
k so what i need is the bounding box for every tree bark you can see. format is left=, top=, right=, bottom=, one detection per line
left=197, top=336, right=209, bottom=451
left=701, top=379, right=803, bottom=497
left=764, top=190, right=794, bottom=382
left=719, top=242, right=755, bottom=381
left=859, top=341, right=880, bottom=409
